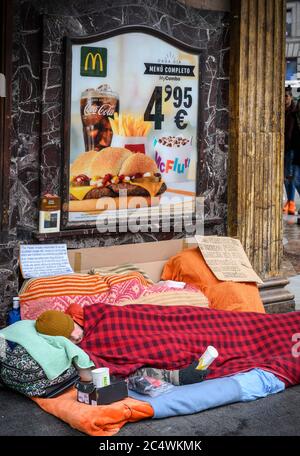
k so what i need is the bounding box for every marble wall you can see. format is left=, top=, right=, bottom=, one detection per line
left=0, top=0, right=230, bottom=326
left=13, top=0, right=230, bottom=234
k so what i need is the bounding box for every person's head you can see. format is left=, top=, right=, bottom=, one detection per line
left=35, top=308, right=84, bottom=344
left=285, top=87, right=293, bottom=109
left=65, top=304, right=84, bottom=344
left=69, top=321, right=84, bottom=344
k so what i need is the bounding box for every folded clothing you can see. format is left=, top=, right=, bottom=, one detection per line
left=161, top=247, right=265, bottom=313
left=32, top=387, right=154, bottom=436
left=129, top=369, right=285, bottom=419
left=0, top=320, right=94, bottom=380
left=0, top=343, right=77, bottom=397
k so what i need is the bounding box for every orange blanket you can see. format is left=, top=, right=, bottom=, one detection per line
left=32, top=388, right=153, bottom=436
left=162, top=248, right=265, bottom=313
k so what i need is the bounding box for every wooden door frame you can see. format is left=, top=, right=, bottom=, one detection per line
left=0, top=0, right=13, bottom=234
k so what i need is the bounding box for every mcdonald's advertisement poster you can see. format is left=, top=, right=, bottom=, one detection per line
left=68, top=32, right=199, bottom=224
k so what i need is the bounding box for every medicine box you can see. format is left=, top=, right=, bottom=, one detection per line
left=76, top=379, right=128, bottom=406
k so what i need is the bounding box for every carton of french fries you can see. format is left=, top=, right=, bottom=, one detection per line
left=110, top=113, right=152, bottom=154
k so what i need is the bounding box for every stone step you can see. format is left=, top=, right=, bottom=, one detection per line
left=258, top=277, right=295, bottom=313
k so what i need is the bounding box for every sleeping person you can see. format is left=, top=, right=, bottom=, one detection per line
left=76, top=301, right=300, bottom=388
left=35, top=305, right=209, bottom=386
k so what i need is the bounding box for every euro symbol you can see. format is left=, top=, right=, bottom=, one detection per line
left=174, top=109, right=188, bottom=130
left=84, top=52, right=103, bottom=72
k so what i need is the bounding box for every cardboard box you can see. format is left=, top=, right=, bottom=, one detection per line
left=68, top=238, right=196, bottom=282
left=76, top=380, right=128, bottom=406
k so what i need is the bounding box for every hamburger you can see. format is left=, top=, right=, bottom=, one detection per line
left=69, top=147, right=167, bottom=212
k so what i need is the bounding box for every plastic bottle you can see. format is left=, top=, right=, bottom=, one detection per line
left=7, top=297, right=21, bottom=326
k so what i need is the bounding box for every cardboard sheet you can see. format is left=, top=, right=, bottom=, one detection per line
left=195, top=236, right=263, bottom=284
left=67, top=239, right=196, bottom=281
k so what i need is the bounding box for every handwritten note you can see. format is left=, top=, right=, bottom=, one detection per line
left=20, top=244, right=74, bottom=279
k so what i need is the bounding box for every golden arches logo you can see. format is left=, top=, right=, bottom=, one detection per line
left=84, top=52, right=103, bottom=72
left=80, top=46, right=107, bottom=77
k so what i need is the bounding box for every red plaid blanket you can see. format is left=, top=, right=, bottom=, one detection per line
left=80, top=304, right=300, bottom=386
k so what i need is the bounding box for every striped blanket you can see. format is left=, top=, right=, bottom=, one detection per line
left=19, top=272, right=150, bottom=320
left=20, top=272, right=149, bottom=301
left=19, top=272, right=207, bottom=320
left=120, top=288, right=208, bottom=307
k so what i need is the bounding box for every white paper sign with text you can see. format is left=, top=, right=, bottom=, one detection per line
left=20, top=244, right=74, bottom=279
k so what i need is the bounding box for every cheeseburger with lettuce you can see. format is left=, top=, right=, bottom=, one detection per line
left=69, top=147, right=167, bottom=211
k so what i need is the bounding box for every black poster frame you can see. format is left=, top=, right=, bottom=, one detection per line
left=62, top=25, right=205, bottom=231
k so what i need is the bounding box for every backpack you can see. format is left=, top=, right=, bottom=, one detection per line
left=0, top=342, right=78, bottom=397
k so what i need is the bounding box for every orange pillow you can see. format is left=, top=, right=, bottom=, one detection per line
left=207, top=281, right=265, bottom=313
left=161, top=247, right=265, bottom=313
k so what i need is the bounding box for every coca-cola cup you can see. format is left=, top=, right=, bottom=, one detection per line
left=80, top=85, right=119, bottom=152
